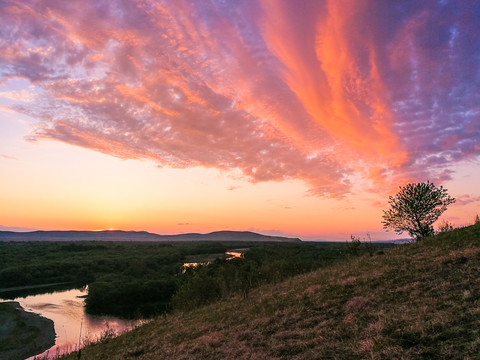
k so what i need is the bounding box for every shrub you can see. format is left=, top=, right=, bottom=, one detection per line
left=437, top=220, right=454, bottom=233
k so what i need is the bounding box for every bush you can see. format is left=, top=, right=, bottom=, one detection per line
left=345, top=235, right=362, bottom=256
left=171, top=271, right=222, bottom=310
left=437, top=220, right=454, bottom=233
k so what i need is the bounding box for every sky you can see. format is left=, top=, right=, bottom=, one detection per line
left=0, top=0, right=479, bottom=241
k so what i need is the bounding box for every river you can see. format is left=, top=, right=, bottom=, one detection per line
left=1, top=288, right=140, bottom=359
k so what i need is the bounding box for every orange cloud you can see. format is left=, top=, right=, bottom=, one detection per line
left=261, top=0, right=409, bottom=186
left=1, top=0, right=478, bottom=198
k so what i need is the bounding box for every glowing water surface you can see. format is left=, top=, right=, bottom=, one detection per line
left=6, top=288, right=140, bottom=359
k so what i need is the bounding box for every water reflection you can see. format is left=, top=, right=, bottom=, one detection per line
left=183, top=262, right=202, bottom=268
left=1, top=288, right=140, bottom=359
left=182, top=248, right=248, bottom=270
left=225, top=251, right=244, bottom=260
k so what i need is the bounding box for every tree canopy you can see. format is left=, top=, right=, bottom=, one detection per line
left=382, top=181, right=456, bottom=240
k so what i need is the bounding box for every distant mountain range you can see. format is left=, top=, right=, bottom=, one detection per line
left=0, top=230, right=301, bottom=242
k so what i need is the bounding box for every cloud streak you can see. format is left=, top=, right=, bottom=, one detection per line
left=0, top=154, right=18, bottom=160
left=1, top=0, right=478, bottom=197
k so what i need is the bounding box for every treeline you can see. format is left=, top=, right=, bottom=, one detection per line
left=172, top=242, right=346, bottom=310
left=0, top=241, right=226, bottom=288
left=86, top=242, right=350, bottom=317
left=0, top=242, right=183, bottom=289
left=0, top=240, right=391, bottom=318
left=0, top=241, right=226, bottom=317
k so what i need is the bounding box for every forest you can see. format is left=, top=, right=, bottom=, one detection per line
left=0, top=240, right=391, bottom=318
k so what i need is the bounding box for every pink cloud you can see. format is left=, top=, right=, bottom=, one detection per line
left=0, top=0, right=478, bottom=197
left=455, top=194, right=480, bottom=206
left=0, top=154, right=18, bottom=160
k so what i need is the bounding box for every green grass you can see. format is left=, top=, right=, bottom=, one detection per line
left=60, top=224, right=480, bottom=359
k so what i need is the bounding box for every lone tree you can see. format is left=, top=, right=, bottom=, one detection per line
left=382, top=181, right=455, bottom=240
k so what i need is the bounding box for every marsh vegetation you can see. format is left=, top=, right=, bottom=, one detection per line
left=0, top=240, right=383, bottom=320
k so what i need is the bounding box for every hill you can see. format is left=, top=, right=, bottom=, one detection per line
left=58, top=224, right=480, bottom=359
left=0, top=230, right=301, bottom=242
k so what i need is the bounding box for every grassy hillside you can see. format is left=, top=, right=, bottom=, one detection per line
left=61, top=225, right=480, bottom=359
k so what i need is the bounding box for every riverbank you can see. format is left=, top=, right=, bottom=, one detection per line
left=0, top=301, right=55, bottom=360
left=0, top=282, right=72, bottom=294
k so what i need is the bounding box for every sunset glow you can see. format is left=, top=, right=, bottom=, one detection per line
left=1, top=1, right=479, bottom=240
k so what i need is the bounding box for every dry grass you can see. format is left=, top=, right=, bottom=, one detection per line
left=60, top=224, right=480, bottom=359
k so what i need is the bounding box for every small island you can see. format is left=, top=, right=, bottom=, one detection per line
left=0, top=301, right=56, bottom=360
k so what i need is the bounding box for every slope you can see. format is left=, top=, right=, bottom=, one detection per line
left=61, top=224, right=480, bottom=359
